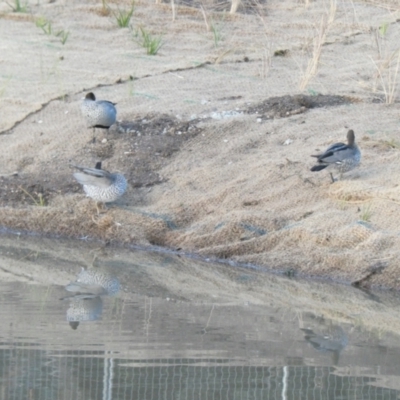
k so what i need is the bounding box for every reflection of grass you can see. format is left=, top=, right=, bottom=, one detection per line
left=7, top=0, right=28, bottom=12
left=19, top=187, right=46, bottom=207
left=134, top=27, right=163, bottom=55
left=113, top=1, right=134, bottom=28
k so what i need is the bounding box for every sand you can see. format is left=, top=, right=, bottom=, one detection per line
left=0, top=0, right=400, bottom=288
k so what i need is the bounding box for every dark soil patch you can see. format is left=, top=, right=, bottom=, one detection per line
left=117, top=113, right=201, bottom=137
left=246, top=94, right=357, bottom=119
left=0, top=172, right=83, bottom=207
left=84, top=113, right=203, bottom=188
left=0, top=176, right=71, bottom=207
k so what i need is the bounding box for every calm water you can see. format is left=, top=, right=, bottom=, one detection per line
left=1, top=234, right=400, bottom=399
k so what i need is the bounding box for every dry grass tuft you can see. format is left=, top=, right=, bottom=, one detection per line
left=299, top=0, right=337, bottom=90
left=371, top=49, right=400, bottom=104
left=230, top=0, right=241, bottom=14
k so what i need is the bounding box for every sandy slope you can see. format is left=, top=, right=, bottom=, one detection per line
left=0, top=0, right=399, bottom=288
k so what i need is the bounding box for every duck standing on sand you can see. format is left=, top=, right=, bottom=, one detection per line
left=80, top=92, right=117, bottom=138
left=310, top=129, right=361, bottom=183
left=72, top=161, right=127, bottom=209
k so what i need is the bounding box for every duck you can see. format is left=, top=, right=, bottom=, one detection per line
left=310, top=129, right=361, bottom=183
left=80, top=92, right=117, bottom=137
left=72, top=161, right=127, bottom=207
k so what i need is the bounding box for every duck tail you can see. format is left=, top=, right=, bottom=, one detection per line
left=310, top=165, right=328, bottom=172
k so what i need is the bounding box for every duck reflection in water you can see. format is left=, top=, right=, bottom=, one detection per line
left=66, top=296, right=103, bottom=330
left=61, top=267, right=121, bottom=330
left=301, top=317, right=348, bottom=366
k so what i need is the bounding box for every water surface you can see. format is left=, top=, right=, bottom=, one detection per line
left=1, top=234, right=400, bottom=399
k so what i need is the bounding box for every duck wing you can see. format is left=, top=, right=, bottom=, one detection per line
left=72, top=165, right=113, bottom=188
left=312, top=142, right=350, bottom=164
left=97, top=100, right=117, bottom=107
